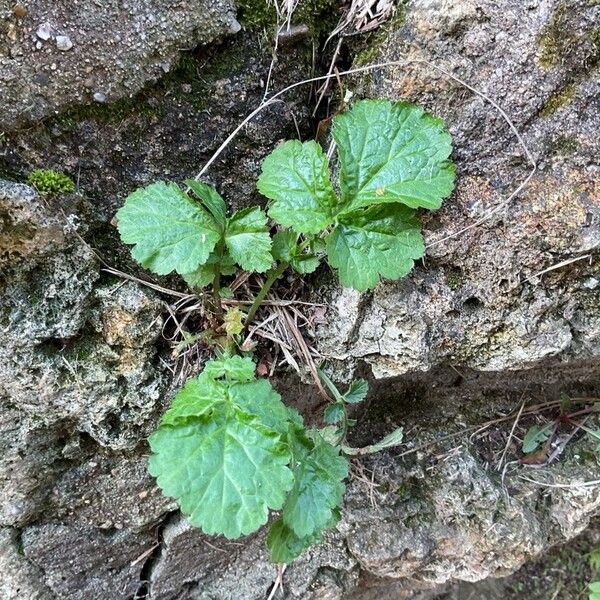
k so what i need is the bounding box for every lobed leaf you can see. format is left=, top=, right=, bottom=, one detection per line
left=522, top=423, right=554, bottom=454
left=267, top=519, right=322, bottom=564
left=182, top=253, right=236, bottom=289
left=203, top=355, right=256, bottom=382
left=272, top=230, right=321, bottom=274
left=282, top=433, right=348, bottom=538
left=149, top=412, right=294, bottom=539
left=326, top=204, right=425, bottom=291
left=116, top=181, right=221, bottom=275
left=344, top=379, right=369, bottom=404
left=258, top=140, right=337, bottom=234
left=225, top=207, right=273, bottom=273
left=333, top=99, right=455, bottom=212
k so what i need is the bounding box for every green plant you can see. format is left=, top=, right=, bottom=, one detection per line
left=521, top=396, right=600, bottom=462
left=27, top=169, right=75, bottom=194
left=589, top=547, right=600, bottom=600
left=116, top=99, right=455, bottom=562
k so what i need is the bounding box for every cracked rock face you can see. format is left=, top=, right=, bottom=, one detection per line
left=318, top=0, right=599, bottom=379
left=0, top=0, right=599, bottom=598
left=0, top=0, right=239, bottom=130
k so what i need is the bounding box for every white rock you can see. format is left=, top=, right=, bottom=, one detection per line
left=36, top=22, right=53, bottom=41
left=56, top=35, right=73, bottom=51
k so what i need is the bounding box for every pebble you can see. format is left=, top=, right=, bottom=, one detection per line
left=56, top=35, right=73, bottom=51
left=93, top=91, right=107, bottom=103
left=583, top=277, right=599, bottom=290
left=36, top=22, right=53, bottom=41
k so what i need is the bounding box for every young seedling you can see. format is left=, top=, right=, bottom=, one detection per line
left=116, top=98, right=455, bottom=562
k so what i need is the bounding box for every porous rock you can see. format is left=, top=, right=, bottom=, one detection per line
left=0, top=0, right=239, bottom=130
left=319, top=0, right=600, bottom=379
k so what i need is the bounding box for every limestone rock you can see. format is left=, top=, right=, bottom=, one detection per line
left=319, top=0, right=600, bottom=379
left=0, top=0, right=239, bottom=130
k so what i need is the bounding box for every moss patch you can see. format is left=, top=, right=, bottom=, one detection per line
left=237, top=0, right=338, bottom=40
left=353, top=3, right=407, bottom=67
left=538, top=0, right=571, bottom=68
left=27, top=169, right=75, bottom=195
left=540, top=83, right=577, bottom=117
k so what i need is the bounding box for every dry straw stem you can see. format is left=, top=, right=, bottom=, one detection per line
left=194, top=59, right=537, bottom=250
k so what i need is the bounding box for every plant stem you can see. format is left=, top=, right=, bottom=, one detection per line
left=244, top=261, right=289, bottom=328
left=211, top=242, right=225, bottom=319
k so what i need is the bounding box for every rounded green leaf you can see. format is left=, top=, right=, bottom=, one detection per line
left=282, top=434, right=348, bottom=538
left=333, top=99, right=455, bottom=212
left=225, top=207, right=273, bottom=273
left=326, top=204, right=425, bottom=291
left=116, top=181, right=221, bottom=275
left=149, top=413, right=294, bottom=539
left=258, top=140, right=337, bottom=234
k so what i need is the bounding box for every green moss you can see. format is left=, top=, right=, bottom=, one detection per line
left=27, top=169, right=75, bottom=195
left=540, top=83, right=577, bottom=117
left=538, top=0, right=571, bottom=68
left=237, top=0, right=277, bottom=31
left=238, top=0, right=339, bottom=39
left=552, top=135, right=579, bottom=154
left=446, top=268, right=464, bottom=290
left=538, top=1, right=600, bottom=68
left=354, top=3, right=406, bottom=67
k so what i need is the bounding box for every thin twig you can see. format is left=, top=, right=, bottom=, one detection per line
left=496, top=396, right=526, bottom=471
left=518, top=475, right=600, bottom=489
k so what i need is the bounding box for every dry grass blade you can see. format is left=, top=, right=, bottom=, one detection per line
left=327, top=0, right=396, bottom=44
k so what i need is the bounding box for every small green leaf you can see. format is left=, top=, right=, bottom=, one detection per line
left=225, top=207, right=273, bottom=273
left=267, top=519, right=322, bottom=564
left=326, top=204, right=424, bottom=291
left=272, top=231, right=297, bottom=262
left=224, top=307, right=244, bottom=337
left=589, top=548, right=600, bottom=571
left=292, top=254, right=321, bottom=274
left=344, top=379, right=368, bottom=404
left=333, top=99, right=455, bottom=212
left=589, top=582, right=600, bottom=600
left=272, top=231, right=320, bottom=274
left=117, top=181, right=221, bottom=275
left=324, top=404, right=345, bottom=425
left=259, top=140, right=337, bottom=234
left=282, top=433, right=348, bottom=538
left=522, top=423, right=554, bottom=454
left=185, top=180, right=227, bottom=229
left=203, top=355, right=256, bottom=382
left=149, top=413, right=293, bottom=539
left=343, top=427, right=404, bottom=455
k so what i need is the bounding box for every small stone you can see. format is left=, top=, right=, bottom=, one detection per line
left=56, top=34, right=73, bottom=51
left=12, top=3, right=27, bottom=18
left=93, top=91, right=107, bottom=103
left=36, top=22, right=53, bottom=41
left=583, top=277, right=599, bottom=290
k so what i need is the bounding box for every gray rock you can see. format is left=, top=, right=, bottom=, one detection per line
left=0, top=0, right=239, bottom=130
left=319, top=0, right=600, bottom=379
left=0, top=180, right=169, bottom=528
left=0, top=528, right=54, bottom=600
left=55, top=34, right=73, bottom=52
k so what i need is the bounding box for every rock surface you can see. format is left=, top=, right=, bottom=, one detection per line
left=319, top=0, right=600, bottom=379
left=0, top=0, right=599, bottom=598
left=0, top=0, right=239, bottom=130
